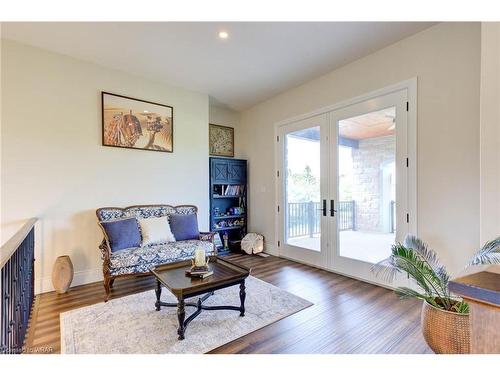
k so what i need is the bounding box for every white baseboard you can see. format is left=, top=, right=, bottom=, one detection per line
left=36, top=268, right=103, bottom=294
left=263, top=243, right=279, bottom=256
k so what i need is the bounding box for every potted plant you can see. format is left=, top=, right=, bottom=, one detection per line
left=372, top=235, right=500, bottom=354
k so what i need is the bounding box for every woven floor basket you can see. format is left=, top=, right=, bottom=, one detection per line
left=421, top=300, right=470, bottom=354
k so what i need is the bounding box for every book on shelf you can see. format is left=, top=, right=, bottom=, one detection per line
left=221, top=185, right=243, bottom=196
left=214, top=234, right=223, bottom=248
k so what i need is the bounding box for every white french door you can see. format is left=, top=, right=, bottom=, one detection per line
left=329, top=89, right=409, bottom=285
left=276, top=84, right=414, bottom=287
left=276, top=114, right=329, bottom=268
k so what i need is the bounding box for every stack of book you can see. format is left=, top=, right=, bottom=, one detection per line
left=223, top=185, right=243, bottom=196
left=185, top=265, right=213, bottom=279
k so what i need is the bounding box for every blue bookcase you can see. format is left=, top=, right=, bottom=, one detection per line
left=209, top=157, right=247, bottom=255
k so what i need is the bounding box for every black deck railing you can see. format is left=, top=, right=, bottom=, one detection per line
left=338, top=200, right=356, bottom=232
left=1, top=218, right=37, bottom=354
left=287, top=201, right=320, bottom=238
left=287, top=201, right=355, bottom=238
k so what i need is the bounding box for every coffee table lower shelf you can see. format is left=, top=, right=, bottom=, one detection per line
left=154, top=280, right=246, bottom=340
left=151, top=256, right=250, bottom=340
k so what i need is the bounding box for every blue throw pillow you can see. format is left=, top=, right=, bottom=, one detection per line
left=169, top=214, right=200, bottom=241
left=100, top=217, right=141, bottom=252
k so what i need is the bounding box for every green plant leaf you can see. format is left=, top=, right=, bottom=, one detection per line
left=371, top=254, right=401, bottom=283
left=450, top=300, right=470, bottom=314
left=392, top=244, right=448, bottom=300
left=372, top=240, right=452, bottom=310
left=395, top=287, right=444, bottom=309
left=404, top=235, right=451, bottom=298
left=468, top=236, right=500, bottom=266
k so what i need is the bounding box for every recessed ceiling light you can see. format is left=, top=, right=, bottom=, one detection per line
left=218, top=31, right=229, bottom=39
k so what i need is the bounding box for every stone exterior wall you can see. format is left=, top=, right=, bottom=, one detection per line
left=351, top=135, right=395, bottom=232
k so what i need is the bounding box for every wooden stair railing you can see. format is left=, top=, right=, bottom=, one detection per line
left=0, top=218, right=37, bottom=354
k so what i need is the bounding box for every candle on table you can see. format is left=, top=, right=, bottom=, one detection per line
left=194, top=248, right=206, bottom=267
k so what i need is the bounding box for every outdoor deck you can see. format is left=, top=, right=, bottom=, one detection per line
left=287, top=230, right=395, bottom=263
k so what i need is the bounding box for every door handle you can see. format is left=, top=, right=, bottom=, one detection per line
left=316, top=200, right=327, bottom=216
left=330, top=200, right=337, bottom=216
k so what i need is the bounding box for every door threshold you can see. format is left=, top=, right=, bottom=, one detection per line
left=276, top=253, right=395, bottom=291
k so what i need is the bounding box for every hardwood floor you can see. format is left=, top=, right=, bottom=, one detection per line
left=24, top=253, right=431, bottom=354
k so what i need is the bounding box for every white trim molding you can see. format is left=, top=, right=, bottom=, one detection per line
left=36, top=268, right=103, bottom=294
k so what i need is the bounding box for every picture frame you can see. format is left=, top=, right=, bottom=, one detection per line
left=101, top=91, right=173, bottom=153
left=209, top=123, right=234, bottom=157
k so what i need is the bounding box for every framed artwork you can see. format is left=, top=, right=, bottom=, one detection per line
left=102, top=92, right=173, bottom=153
left=209, top=124, right=234, bottom=157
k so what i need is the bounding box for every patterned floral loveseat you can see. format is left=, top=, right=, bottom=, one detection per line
left=96, top=204, right=216, bottom=301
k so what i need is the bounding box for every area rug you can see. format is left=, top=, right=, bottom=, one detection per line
left=60, top=276, right=312, bottom=354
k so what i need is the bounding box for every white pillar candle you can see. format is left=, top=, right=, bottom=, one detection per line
left=194, top=248, right=206, bottom=267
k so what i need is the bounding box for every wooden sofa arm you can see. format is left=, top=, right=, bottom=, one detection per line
left=99, top=238, right=111, bottom=262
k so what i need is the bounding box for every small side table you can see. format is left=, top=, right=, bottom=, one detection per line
left=449, top=271, right=500, bottom=353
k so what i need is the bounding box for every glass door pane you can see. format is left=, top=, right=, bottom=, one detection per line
left=285, top=126, right=321, bottom=251
left=337, top=106, right=396, bottom=263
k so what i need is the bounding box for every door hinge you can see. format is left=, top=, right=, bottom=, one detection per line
left=406, top=213, right=409, bottom=223
left=277, top=205, right=280, bottom=213
left=277, top=240, right=281, bottom=247
left=406, top=101, right=409, bottom=112
left=277, top=170, right=280, bottom=177
left=406, top=158, right=409, bottom=167
left=277, top=135, right=280, bottom=142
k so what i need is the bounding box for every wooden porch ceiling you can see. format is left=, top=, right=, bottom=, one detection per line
left=289, top=106, right=396, bottom=143
left=339, top=106, right=396, bottom=140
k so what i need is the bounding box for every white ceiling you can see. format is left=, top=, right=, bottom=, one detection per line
left=2, top=22, right=435, bottom=111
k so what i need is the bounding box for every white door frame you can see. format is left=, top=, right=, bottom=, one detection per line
left=274, top=78, right=417, bottom=285
left=275, top=114, right=329, bottom=268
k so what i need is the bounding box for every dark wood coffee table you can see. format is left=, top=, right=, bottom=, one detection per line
left=150, top=256, right=250, bottom=340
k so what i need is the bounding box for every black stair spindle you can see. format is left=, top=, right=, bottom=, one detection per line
left=1, top=220, right=36, bottom=355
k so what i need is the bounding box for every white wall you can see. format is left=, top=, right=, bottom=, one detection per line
left=480, top=23, right=500, bottom=245
left=239, top=22, right=481, bottom=275
left=1, top=39, right=210, bottom=293
left=480, top=23, right=500, bottom=274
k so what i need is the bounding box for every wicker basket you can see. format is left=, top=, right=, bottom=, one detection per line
left=421, top=300, right=470, bottom=354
